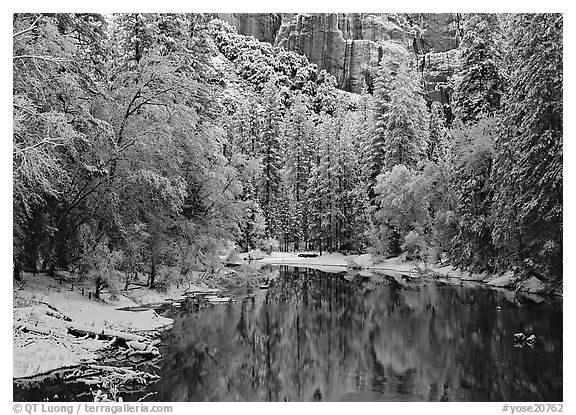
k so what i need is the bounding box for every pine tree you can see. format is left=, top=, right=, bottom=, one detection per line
left=259, top=78, right=283, bottom=230
left=368, top=57, right=430, bottom=256
left=357, top=81, right=376, bottom=198
left=451, top=13, right=506, bottom=125
left=232, top=98, right=262, bottom=156
left=307, top=116, right=333, bottom=254
left=337, top=110, right=367, bottom=250
left=368, top=58, right=394, bottom=195
left=380, top=63, right=429, bottom=172
left=427, top=102, right=450, bottom=163
left=270, top=168, right=300, bottom=251
left=239, top=181, right=266, bottom=252
left=491, top=13, right=563, bottom=278
left=449, top=119, right=498, bottom=272
left=283, top=94, right=315, bottom=249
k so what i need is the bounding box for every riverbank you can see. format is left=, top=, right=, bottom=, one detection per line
left=13, top=272, right=174, bottom=381
left=252, top=251, right=562, bottom=296
left=13, top=264, right=268, bottom=387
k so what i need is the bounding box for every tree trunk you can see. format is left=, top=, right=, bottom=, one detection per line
left=14, top=260, right=22, bottom=281
left=124, top=270, right=135, bottom=291
left=47, top=258, right=56, bottom=277
left=148, top=257, right=157, bottom=289
left=44, top=234, right=56, bottom=276
left=44, top=223, right=69, bottom=276
left=95, top=278, right=102, bottom=299
left=23, top=238, right=38, bottom=271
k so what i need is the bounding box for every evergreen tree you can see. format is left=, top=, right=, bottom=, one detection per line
left=283, top=94, right=315, bottom=249
left=238, top=181, right=266, bottom=252
left=380, top=63, right=429, bottom=172
left=451, top=13, right=506, bottom=125
left=232, top=98, right=262, bottom=156
left=449, top=119, right=498, bottom=272
left=368, top=58, right=394, bottom=195
left=270, top=168, right=300, bottom=251
left=427, top=102, right=450, bottom=163
left=307, top=116, right=334, bottom=254
left=357, top=81, right=376, bottom=198
left=259, top=78, right=283, bottom=230
left=336, top=110, right=367, bottom=250
left=491, top=13, right=563, bottom=278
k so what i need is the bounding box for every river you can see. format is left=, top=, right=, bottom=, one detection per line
left=149, top=266, right=562, bottom=401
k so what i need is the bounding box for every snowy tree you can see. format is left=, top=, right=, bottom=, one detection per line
left=283, top=94, right=315, bottom=249
left=449, top=119, right=498, bottom=272
left=307, top=115, right=332, bottom=253
left=368, top=58, right=394, bottom=194
left=380, top=63, right=429, bottom=172
left=491, top=13, right=563, bottom=278
left=270, top=168, right=300, bottom=251
left=427, top=102, right=450, bottom=163
left=238, top=181, right=267, bottom=253
left=259, top=78, right=283, bottom=230
left=370, top=56, right=429, bottom=185
left=451, top=13, right=506, bottom=125
left=232, top=98, right=262, bottom=156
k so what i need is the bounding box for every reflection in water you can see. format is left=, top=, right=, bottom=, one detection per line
left=152, top=267, right=562, bottom=402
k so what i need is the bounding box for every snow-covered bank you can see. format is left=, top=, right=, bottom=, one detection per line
left=13, top=273, right=175, bottom=379
left=258, top=251, right=426, bottom=274
left=13, top=265, right=267, bottom=382
left=255, top=252, right=560, bottom=296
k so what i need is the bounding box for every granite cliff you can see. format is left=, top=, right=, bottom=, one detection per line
left=216, top=13, right=461, bottom=101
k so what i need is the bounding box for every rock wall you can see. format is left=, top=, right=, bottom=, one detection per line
left=406, top=13, right=461, bottom=54
left=215, top=13, right=287, bottom=44
left=419, top=49, right=459, bottom=104
left=275, top=13, right=411, bottom=93
left=216, top=13, right=461, bottom=99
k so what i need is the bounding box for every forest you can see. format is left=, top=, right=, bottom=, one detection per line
left=13, top=13, right=563, bottom=295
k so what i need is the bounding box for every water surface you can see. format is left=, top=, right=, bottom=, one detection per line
left=151, top=266, right=562, bottom=401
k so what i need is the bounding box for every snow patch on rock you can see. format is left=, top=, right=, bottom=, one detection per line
left=517, top=276, right=547, bottom=294
left=487, top=271, right=516, bottom=287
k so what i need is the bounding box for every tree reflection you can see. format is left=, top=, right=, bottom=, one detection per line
left=152, top=267, right=562, bottom=401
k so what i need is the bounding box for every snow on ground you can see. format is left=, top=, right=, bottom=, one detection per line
left=125, top=281, right=219, bottom=306
left=258, top=252, right=423, bottom=274
left=255, top=251, right=555, bottom=295
left=13, top=273, right=175, bottom=379
left=15, top=273, right=173, bottom=332
left=13, top=333, right=104, bottom=379
left=259, top=251, right=350, bottom=266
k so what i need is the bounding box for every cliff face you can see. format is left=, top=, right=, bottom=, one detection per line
left=215, top=13, right=286, bottom=44
left=216, top=13, right=460, bottom=100
left=407, top=13, right=461, bottom=54
left=275, top=13, right=411, bottom=93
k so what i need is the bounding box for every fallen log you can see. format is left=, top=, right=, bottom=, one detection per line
left=39, top=302, right=72, bottom=321
left=128, top=349, right=160, bottom=358
left=15, top=322, right=52, bottom=336
left=126, top=340, right=160, bottom=357
left=65, top=322, right=146, bottom=343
